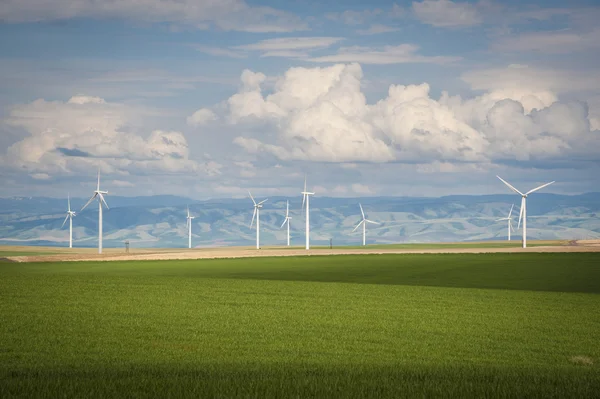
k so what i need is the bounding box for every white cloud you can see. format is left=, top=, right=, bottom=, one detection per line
left=187, top=108, right=217, bottom=126
left=234, top=37, right=343, bottom=51
left=308, top=44, right=461, bottom=65
left=351, top=184, right=374, bottom=195
left=462, top=65, right=600, bottom=95
left=112, top=180, right=135, bottom=187
left=412, top=0, right=482, bottom=28
left=1, top=96, right=221, bottom=177
left=260, top=50, right=309, bottom=59
left=357, top=24, right=400, bottom=35
left=325, top=9, right=383, bottom=25
left=492, top=29, right=600, bottom=54
left=198, top=37, right=343, bottom=59
left=194, top=45, right=246, bottom=59
left=30, top=173, right=50, bottom=180
left=0, top=0, right=306, bottom=33
left=197, top=63, right=599, bottom=167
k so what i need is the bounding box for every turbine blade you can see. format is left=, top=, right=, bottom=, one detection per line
left=496, top=175, right=524, bottom=196
left=366, top=220, right=379, bottom=225
left=280, top=218, right=287, bottom=229
left=61, top=214, right=69, bottom=228
left=258, top=198, right=268, bottom=205
left=508, top=204, right=514, bottom=218
left=304, top=174, right=307, bottom=193
left=301, top=194, right=306, bottom=212
left=510, top=220, right=515, bottom=233
left=525, top=181, right=555, bottom=195
left=352, top=220, right=364, bottom=232
left=286, top=200, right=289, bottom=217
left=250, top=207, right=256, bottom=228
left=97, top=169, right=101, bottom=191
left=518, top=197, right=525, bottom=229
left=68, top=194, right=71, bottom=212
left=98, top=193, right=109, bottom=209
left=359, top=203, right=365, bottom=219
left=248, top=190, right=256, bottom=205
left=80, top=194, right=97, bottom=211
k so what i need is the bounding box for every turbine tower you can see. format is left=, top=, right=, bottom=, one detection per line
left=186, top=206, right=195, bottom=249
left=497, top=176, right=554, bottom=248
left=280, top=200, right=292, bottom=246
left=61, top=194, right=76, bottom=249
left=496, top=204, right=515, bottom=241
left=352, top=203, right=379, bottom=246
left=301, top=176, right=314, bottom=250
left=249, top=191, right=268, bottom=249
left=81, top=170, right=109, bottom=254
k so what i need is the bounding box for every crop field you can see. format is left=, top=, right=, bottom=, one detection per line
left=307, top=240, right=567, bottom=250
left=1, top=253, right=599, bottom=398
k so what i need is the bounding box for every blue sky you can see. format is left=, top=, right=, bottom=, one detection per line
left=0, top=0, right=599, bottom=199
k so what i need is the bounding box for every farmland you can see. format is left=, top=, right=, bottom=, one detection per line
left=1, top=253, right=599, bottom=397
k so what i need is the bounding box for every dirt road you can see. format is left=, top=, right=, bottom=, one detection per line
left=4, top=240, right=600, bottom=263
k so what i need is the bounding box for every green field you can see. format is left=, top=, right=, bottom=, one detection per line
left=1, top=253, right=599, bottom=398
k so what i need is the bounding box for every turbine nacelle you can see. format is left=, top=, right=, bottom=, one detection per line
left=248, top=191, right=268, bottom=228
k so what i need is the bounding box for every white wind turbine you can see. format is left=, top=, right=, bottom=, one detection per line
left=81, top=170, right=109, bottom=254
left=61, top=194, right=76, bottom=249
left=301, top=176, right=314, bottom=250
left=497, top=176, right=554, bottom=248
left=186, top=206, right=195, bottom=249
left=249, top=191, right=268, bottom=249
left=280, top=200, right=292, bottom=246
left=495, top=204, right=515, bottom=241
left=352, top=203, right=380, bottom=246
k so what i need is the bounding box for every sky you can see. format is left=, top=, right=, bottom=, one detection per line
left=0, top=0, right=599, bottom=199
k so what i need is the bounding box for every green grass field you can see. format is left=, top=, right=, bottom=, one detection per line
left=1, top=253, right=599, bottom=398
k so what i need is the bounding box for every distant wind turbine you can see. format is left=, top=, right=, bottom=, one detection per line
left=496, top=204, right=515, bottom=241
left=301, top=175, right=314, bottom=250
left=186, top=206, right=195, bottom=249
left=249, top=191, right=268, bottom=249
left=497, top=176, right=554, bottom=248
left=280, top=200, right=292, bottom=246
left=81, top=170, right=109, bottom=254
left=352, top=203, right=380, bottom=246
left=61, top=194, right=76, bottom=249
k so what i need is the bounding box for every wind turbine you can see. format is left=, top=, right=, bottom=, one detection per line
left=61, top=194, right=76, bottom=249
left=496, top=204, right=515, bottom=241
left=280, top=200, right=292, bottom=246
left=301, top=175, right=314, bottom=250
left=249, top=191, right=268, bottom=249
left=81, top=170, right=109, bottom=254
left=352, top=203, right=380, bottom=246
left=186, top=206, right=195, bottom=249
left=496, top=176, right=554, bottom=248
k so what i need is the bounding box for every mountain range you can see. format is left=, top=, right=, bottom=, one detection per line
left=1, top=193, right=599, bottom=248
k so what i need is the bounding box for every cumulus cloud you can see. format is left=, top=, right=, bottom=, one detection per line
left=412, top=0, right=482, bottom=28
left=187, top=108, right=217, bottom=126
left=462, top=65, right=600, bottom=97
left=1, top=96, right=220, bottom=177
left=192, top=63, right=599, bottom=167
left=0, top=0, right=306, bottom=33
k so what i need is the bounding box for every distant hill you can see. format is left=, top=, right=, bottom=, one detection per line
left=1, top=193, right=599, bottom=248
